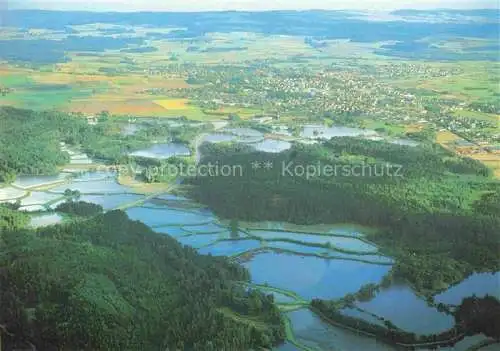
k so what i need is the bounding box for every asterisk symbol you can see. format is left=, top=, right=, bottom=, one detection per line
left=251, top=161, right=261, bottom=169
left=263, top=161, right=273, bottom=170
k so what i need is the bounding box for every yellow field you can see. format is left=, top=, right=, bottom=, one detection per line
left=436, top=130, right=461, bottom=144
left=153, top=99, right=189, bottom=110
left=31, top=72, right=110, bottom=84
left=469, top=154, right=500, bottom=178
left=434, top=130, right=500, bottom=178
left=68, top=99, right=169, bottom=116
left=404, top=124, right=425, bottom=133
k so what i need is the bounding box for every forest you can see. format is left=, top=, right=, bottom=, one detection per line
left=55, top=200, right=104, bottom=217
left=0, top=208, right=285, bottom=350
left=0, top=107, right=200, bottom=182
left=187, top=141, right=500, bottom=292
left=0, top=204, right=29, bottom=232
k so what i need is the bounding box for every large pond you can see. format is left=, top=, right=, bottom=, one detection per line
left=13, top=174, right=70, bottom=189
left=225, top=128, right=263, bottom=138
left=202, top=133, right=237, bottom=143
left=79, top=194, right=144, bottom=210
left=182, top=223, right=227, bottom=234
left=240, top=221, right=369, bottom=238
left=287, top=309, right=396, bottom=350
left=129, top=143, right=191, bottom=159
left=251, top=230, right=378, bottom=253
left=50, top=179, right=129, bottom=194
left=301, top=125, right=377, bottom=140
left=199, top=239, right=262, bottom=256
left=253, top=139, right=292, bottom=153
left=223, top=128, right=265, bottom=143
left=20, top=191, right=61, bottom=206
left=265, top=241, right=331, bottom=255
left=73, top=171, right=116, bottom=182
left=356, top=283, right=455, bottom=335
left=243, top=252, right=391, bottom=300
left=434, top=272, right=500, bottom=305
left=154, top=226, right=192, bottom=238
left=176, top=234, right=222, bottom=249
left=126, top=207, right=213, bottom=227
left=0, top=186, right=27, bottom=202
left=263, top=241, right=392, bottom=264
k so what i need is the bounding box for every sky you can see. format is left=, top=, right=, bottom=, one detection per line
left=6, top=0, right=499, bottom=12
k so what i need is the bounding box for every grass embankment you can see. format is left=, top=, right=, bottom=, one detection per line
left=282, top=315, right=316, bottom=351
left=117, top=174, right=175, bottom=194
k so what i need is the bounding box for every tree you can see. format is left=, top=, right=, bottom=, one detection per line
left=455, top=295, right=500, bottom=339
left=230, top=219, right=240, bottom=239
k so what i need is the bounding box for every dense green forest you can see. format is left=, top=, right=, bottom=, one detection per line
left=0, top=107, right=71, bottom=181
left=0, top=204, right=29, bottom=231
left=55, top=200, right=104, bottom=217
left=455, top=295, right=500, bottom=339
left=0, top=107, right=200, bottom=182
left=187, top=141, right=500, bottom=291
left=0, top=209, right=285, bottom=350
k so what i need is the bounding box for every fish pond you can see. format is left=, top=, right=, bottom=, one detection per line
left=287, top=309, right=396, bottom=351
left=129, top=143, right=191, bottom=159
left=301, top=125, right=377, bottom=140
left=356, top=283, right=455, bottom=335
left=199, top=239, right=262, bottom=256
left=434, top=272, right=500, bottom=306
left=243, top=252, right=391, bottom=300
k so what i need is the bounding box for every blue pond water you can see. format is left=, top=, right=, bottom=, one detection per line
left=243, top=252, right=391, bottom=300
left=176, top=234, right=221, bottom=249
left=50, top=179, right=129, bottom=194
left=183, top=223, right=227, bottom=234
left=301, top=125, right=377, bottom=140
left=434, top=272, right=500, bottom=305
left=265, top=241, right=330, bottom=255
left=13, top=174, right=69, bottom=188
left=198, top=240, right=262, bottom=256
left=79, top=194, right=144, bottom=210
left=287, top=309, right=396, bottom=350
left=273, top=342, right=301, bottom=350
left=202, top=133, right=237, bottom=143
left=73, top=171, right=116, bottom=182
left=126, top=207, right=213, bottom=227
left=154, top=226, right=191, bottom=238
left=129, top=143, right=191, bottom=159
left=253, top=139, right=292, bottom=153
left=357, top=284, right=455, bottom=335
left=252, top=230, right=378, bottom=253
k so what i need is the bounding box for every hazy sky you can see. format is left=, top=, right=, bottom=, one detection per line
left=7, top=0, right=498, bottom=12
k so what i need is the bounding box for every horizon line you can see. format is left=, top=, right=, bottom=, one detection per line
left=6, top=7, right=500, bottom=13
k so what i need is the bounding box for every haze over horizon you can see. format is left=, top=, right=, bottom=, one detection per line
left=7, top=0, right=498, bottom=12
